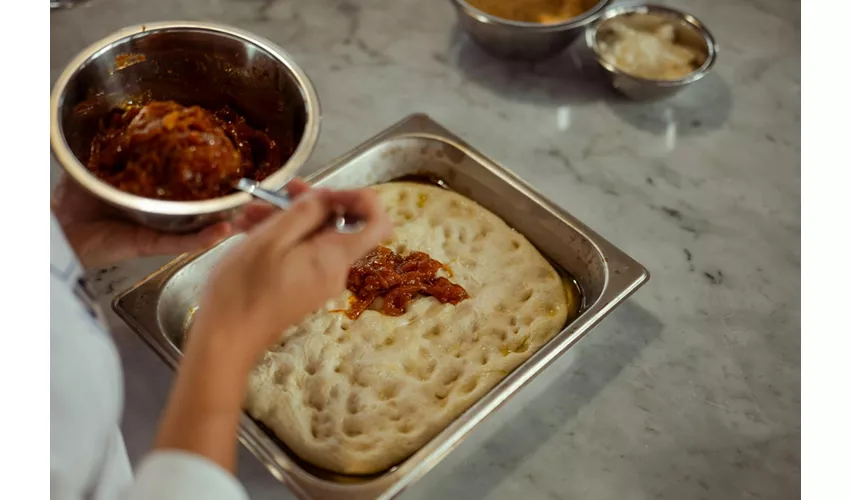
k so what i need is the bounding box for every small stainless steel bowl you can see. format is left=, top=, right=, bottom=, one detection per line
left=450, top=0, right=612, bottom=60
left=50, top=21, right=321, bottom=233
left=585, top=4, right=717, bottom=101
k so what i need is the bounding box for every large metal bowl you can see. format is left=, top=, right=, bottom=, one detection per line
left=450, top=0, right=611, bottom=60
left=585, top=4, right=718, bottom=101
left=50, top=21, right=321, bottom=233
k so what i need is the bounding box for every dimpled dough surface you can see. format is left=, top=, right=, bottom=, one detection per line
left=245, top=182, right=568, bottom=475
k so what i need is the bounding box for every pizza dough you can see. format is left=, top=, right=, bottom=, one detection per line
left=244, top=182, right=568, bottom=474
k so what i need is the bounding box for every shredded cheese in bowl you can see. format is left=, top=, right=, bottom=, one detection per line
left=597, top=18, right=706, bottom=80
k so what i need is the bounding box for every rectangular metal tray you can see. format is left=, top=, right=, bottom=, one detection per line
left=113, top=114, right=649, bottom=500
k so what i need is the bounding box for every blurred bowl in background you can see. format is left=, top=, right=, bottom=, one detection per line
left=450, top=0, right=612, bottom=60
left=585, top=4, right=717, bottom=101
left=50, top=21, right=321, bottom=233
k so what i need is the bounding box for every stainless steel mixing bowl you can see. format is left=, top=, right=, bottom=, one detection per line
left=585, top=4, right=718, bottom=101
left=450, top=0, right=612, bottom=60
left=50, top=21, right=321, bottom=233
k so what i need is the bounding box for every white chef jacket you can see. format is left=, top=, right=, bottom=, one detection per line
left=50, top=214, right=249, bottom=500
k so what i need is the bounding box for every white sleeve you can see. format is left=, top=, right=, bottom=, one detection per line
left=51, top=213, right=250, bottom=500
left=127, top=451, right=249, bottom=500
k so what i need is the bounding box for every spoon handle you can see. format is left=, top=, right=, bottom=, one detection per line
left=235, top=178, right=364, bottom=234
left=236, top=178, right=292, bottom=210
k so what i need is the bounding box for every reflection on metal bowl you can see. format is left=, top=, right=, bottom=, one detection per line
left=585, top=4, right=718, bottom=101
left=50, top=21, right=321, bottom=233
left=450, top=0, right=611, bottom=60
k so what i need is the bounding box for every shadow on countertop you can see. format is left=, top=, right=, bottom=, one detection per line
left=607, top=71, right=733, bottom=137
left=449, top=29, right=732, bottom=137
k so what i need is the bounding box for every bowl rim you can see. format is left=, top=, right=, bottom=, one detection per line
left=49, top=21, right=321, bottom=216
left=585, top=3, right=718, bottom=87
left=450, top=0, right=613, bottom=31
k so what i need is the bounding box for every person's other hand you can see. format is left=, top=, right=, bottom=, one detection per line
left=187, top=184, right=392, bottom=370
left=50, top=175, right=298, bottom=270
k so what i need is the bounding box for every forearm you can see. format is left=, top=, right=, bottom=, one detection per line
left=154, top=332, right=253, bottom=472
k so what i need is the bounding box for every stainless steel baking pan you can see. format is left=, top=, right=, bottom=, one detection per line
left=113, top=113, right=649, bottom=499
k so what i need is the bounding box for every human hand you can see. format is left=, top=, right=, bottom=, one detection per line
left=51, top=174, right=281, bottom=270
left=186, top=182, right=392, bottom=371
left=156, top=181, right=389, bottom=471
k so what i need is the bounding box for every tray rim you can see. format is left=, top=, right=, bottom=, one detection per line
left=113, top=112, right=650, bottom=499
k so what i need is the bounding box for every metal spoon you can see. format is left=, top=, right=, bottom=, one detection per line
left=235, top=178, right=365, bottom=234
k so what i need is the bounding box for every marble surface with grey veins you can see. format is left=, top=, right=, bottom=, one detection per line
left=50, top=0, right=801, bottom=498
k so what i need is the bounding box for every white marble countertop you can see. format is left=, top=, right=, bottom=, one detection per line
left=50, top=0, right=800, bottom=498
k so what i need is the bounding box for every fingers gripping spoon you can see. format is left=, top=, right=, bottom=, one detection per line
left=235, top=178, right=365, bottom=234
